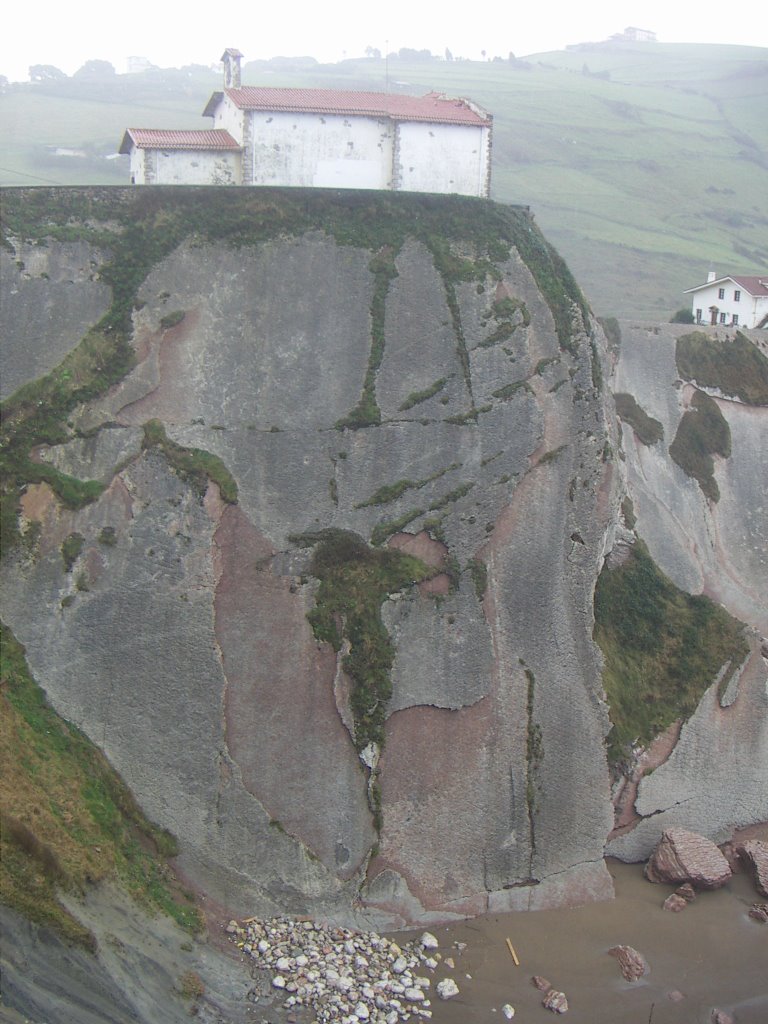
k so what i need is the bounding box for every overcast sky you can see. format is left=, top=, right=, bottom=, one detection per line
left=1, top=0, right=766, bottom=82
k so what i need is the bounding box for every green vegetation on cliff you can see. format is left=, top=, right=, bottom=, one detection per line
left=594, top=541, right=749, bottom=762
left=291, top=529, right=432, bottom=753
left=614, top=392, right=664, bottom=445
left=676, top=331, right=768, bottom=405
left=1, top=187, right=587, bottom=546
left=142, top=420, right=238, bottom=503
left=669, top=390, right=731, bottom=502
left=0, top=623, right=202, bottom=946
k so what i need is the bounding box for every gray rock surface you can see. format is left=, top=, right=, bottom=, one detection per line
left=0, top=242, right=112, bottom=399
left=0, top=202, right=634, bottom=928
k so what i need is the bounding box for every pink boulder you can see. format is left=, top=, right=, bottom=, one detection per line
left=608, top=945, right=648, bottom=981
left=663, top=893, right=688, bottom=913
left=542, top=990, right=568, bottom=1014
left=645, top=828, right=732, bottom=890
left=736, top=840, right=768, bottom=897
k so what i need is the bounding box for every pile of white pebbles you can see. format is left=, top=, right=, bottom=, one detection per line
left=226, top=916, right=463, bottom=1022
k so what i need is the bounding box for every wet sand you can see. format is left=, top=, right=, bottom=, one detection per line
left=397, top=859, right=767, bottom=1024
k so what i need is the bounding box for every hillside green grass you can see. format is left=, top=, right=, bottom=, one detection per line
left=2, top=43, right=764, bottom=316
left=594, top=540, right=749, bottom=762
left=0, top=623, right=202, bottom=945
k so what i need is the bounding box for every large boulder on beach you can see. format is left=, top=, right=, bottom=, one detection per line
left=736, top=840, right=768, bottom=896
left=644, top=828, right=732, bottom=889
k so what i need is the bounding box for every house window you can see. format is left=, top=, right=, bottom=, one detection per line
left=719, top=312, right=727, bottom=324
left=732, top=314, right=739, bottom=326
left=718, top=288, right=725, bottom=299
left=734, top=290, right=741, bottom=301
left=696, top=308, right=702, bottom=322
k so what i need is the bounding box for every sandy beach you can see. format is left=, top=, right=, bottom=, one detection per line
left=394, top=858, right=767, bottom=1024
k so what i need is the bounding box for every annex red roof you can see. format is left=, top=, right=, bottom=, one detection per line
left=204, top=87, right=490, bottom=126
left=119, top=129, right=241, bottom=154
left=685, top=274, right=768, bottom=296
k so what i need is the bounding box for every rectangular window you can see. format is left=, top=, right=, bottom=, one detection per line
left=732, top=314, right=739, bottom=326
left=720, top=312, right=727, bottom=324
left=734, top=290, right=741, bottom=301
left=718, top=288, right=725, bottom=299
left=696, top=308, right=702, bottom=322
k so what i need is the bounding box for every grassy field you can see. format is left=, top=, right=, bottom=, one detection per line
left=1, top=43, right=766, bottom=315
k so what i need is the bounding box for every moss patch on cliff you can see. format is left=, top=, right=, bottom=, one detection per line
left=0, top=622, right=202, bottom=946
left=292, top=529, right=432, bottom=751
left=141, top=420, right=237, bottom=503
left=594, top=541, right=749, bottom=762
left=676, top=331, right=768, bottom=405
left=614, top=392, right=664, bottom=445
left=668, top=390, right=731, bottom=502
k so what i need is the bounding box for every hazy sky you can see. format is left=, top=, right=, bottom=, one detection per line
left=2, top=0, right=766, bottom=82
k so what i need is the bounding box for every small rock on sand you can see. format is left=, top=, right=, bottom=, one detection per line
left=532, top=975, right=551, bottom=991
left=436, top=978, right=459, bottom=1000
left=543, top=989, right=568, bottom=1014
left=608, top=945, right=648, bottom=981
left=502, top=1004, right=515, bottom=1019
left=663, top=893, right=689, bottom=913
left=736, top=840, right=768, bottom=896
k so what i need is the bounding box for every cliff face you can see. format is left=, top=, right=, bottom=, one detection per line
left=0, top=188, right=619, bottom=926
left=606, top=320, right=768, bottom=860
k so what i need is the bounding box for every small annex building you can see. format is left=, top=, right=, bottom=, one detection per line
left=119, top=49, right=492, bottom=196
left=685, top=272, right=768, bottom=329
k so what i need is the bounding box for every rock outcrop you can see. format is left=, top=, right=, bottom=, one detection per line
left=0, top=188, right=618, bottom=927
left=737, top=840, right=768, bottom=896
left=644, top=828, right=732, bottom=889
left=607, top=320, right=768, bottom=862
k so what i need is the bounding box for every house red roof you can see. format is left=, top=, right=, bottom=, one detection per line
left=203, top=87, right=490, bottom=126
left=119, top=129, right=241, bottom=154
left=685, top=274, right=768, bottom=296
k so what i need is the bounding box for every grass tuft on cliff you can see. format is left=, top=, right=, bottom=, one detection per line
left=676, top=331, right=768, bottom=405
left=594, top=540, right=749, bottom=763
left=614, top=392, right=664, bottom=445
left=668, top=390, right=731, bottom=502
left=0, top=622, right=203, bottom=946
left=291, top=529, right=433, bottom=753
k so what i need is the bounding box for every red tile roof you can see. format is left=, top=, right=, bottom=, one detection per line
left=686, top=275, right=768, bottom=296
left=731, top=275, right=768, bottom=296
left=119, top=129, right=241, bottom=154
left=210, top=87, right=490, bottom=126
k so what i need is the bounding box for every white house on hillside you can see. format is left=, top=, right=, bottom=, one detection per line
left=685, top=272, right=768, bottom=329
left=120, top=49, right=493, bottom=196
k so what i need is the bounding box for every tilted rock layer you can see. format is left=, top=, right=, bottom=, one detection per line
left=0, top=188, right=618, bottom=926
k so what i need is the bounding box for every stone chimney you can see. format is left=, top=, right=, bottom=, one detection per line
left=221, top=48, right=243, bottom=89
left=707, top=270, right=717, bottom=282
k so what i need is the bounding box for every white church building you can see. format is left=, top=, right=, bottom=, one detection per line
left=120, top=49, right=493, bottom=197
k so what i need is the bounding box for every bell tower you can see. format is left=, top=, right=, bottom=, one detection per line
left=221, top=48, right=243, bottom=89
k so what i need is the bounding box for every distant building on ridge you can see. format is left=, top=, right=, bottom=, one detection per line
left=685, top=271, right=768, bottom=328
left=119, top=49, right=493, bottom=196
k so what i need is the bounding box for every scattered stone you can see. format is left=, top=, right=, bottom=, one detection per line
left=543, top=989, right=568, bottom=1014
left=736, top=840, right=768, bottom=896
left=502, top=1004, right=515, bottom=1019
left=645, top=828, right=732, bottom=890
left=711, top=1010, right=735, bottom=1024
left=663, top=893, right=688, bottom=913
left=453, top=942, right=467, bottom=953
left=668, top=991, right=685, bottom=1003
left=444, top=957, right=455, bottom=969
left=748, top=904, right=768, bottom=923
left=532, top=975, right=551, bottom=991
left=436, top=979, right=459, bottom=1000
left=675, top=882, right=696, bottom=901
left=608, top=945, right=648, bottom=981
left=420, top=933, right=439, bottom=951
left=229, top=914, right=447, bottom=1022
